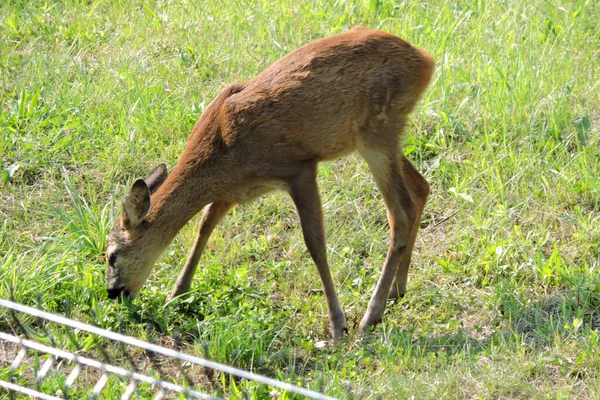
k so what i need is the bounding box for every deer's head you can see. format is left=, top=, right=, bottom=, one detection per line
left=106, top=164, right=168, bottom=299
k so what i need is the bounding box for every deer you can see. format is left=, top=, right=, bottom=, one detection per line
left=105, top=26, right=434, bottom=341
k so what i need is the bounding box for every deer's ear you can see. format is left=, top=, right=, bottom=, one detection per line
left=145, top=163, right=168, bottom=195
left=121, top=179, right=150, bottom=227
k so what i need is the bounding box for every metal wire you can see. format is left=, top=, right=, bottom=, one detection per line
left=0, top=332, right=217, bottom=399
left=0, top=298, right=338, bottom=400
left=0, top=380, right=62, bottom=400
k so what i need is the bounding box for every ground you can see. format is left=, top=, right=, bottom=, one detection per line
left=1, top=0, right=599, bottom=399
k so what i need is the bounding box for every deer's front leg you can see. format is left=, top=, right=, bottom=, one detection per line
left=288, top=166, right=347, bottom=342
left=168, top=201, right=234, bottom=300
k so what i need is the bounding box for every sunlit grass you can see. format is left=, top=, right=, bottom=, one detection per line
left=1, top=0, right=599, bottom=398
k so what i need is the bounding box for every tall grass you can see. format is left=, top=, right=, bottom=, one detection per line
left=1, top=0, right=599, bottom=398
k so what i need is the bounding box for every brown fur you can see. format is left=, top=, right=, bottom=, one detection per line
left=106, top=28, right=434, bottom=341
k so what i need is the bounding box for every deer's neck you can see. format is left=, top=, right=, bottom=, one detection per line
left=145, top=132, right=229, bottom=246
left=144, top=165, right=208, bottom=245
left=143, top=86, right=237, bottom=246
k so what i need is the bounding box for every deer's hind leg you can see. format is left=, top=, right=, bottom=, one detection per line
left=388, top=158, right=429, bottom=300
left=357, top=132, right=421, bottom=333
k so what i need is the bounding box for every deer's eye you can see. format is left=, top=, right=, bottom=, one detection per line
left=108, top=253, right=118, bottom=267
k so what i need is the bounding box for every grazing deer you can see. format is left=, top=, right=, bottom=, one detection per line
left=106, top=27, right=434, bottom=341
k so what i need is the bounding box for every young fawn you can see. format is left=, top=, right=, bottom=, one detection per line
left=106, top=27, right=434, bottom=341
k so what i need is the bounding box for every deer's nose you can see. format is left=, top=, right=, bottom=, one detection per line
left=107, top=286, right=124, bottom=299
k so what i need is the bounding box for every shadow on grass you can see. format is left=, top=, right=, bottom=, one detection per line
left=353, top=283, right=600, bottom=381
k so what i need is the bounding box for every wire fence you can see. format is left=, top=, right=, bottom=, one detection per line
left=0, top=298, right=339, bottom=399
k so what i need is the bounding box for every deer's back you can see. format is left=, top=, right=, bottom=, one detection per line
left=221, top=28, right=432, bottom=164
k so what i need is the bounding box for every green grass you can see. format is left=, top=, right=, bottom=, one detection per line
left=1, top=0, right=599, bottom=398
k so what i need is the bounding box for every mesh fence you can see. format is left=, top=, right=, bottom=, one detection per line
left=0, top=298, right=338, bottom=399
